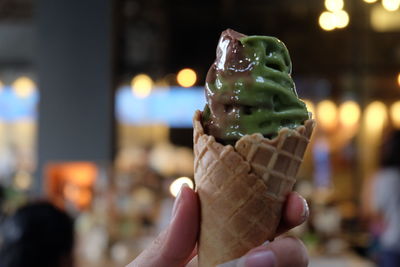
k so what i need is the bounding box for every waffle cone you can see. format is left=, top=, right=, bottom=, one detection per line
left=193, top=110, right=314, bottom=266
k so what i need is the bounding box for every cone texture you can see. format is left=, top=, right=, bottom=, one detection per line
left=193, top=110, right=314, bottom=267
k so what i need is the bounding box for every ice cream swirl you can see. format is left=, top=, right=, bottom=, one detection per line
left=203, top=29, right=309, bottom=144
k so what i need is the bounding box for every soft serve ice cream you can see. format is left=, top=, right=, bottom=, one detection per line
left=202, top=29, right=309, bottom=144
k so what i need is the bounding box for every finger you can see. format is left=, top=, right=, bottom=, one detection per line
left=127, top=185, right=199, bottom=267
left=259, top=237, right=308, bottom=267
left=275, top=192, right=309, bottom=236
left=217, top=237, right=308, bottom=267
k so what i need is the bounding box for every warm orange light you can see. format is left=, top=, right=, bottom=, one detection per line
left=390, top=101, right=400, bottom=129
left=339, top=101, right=361, bottom=127
left=62, top=162, right=97, bottom=187
left=334, top=10, right=350, bottom=28
left=364, top=0, right=378, bottom=3
left=317, top=100, right=338, bottom=131
left=325, top=0, right=344, bottom=12
left=303, top=99, right=315, bottom=119
left=177, top=68, right=197, bottom=88
left=319, top=11, right=337, bottom=31
left=397, top=73, right=400, bottom=87
left=365, top=101, right=387, bottom=134
left=46, top=162, right=97, bottom=211
left=169, top=177, right=194, bottom=197
left=12, top=76, right=36, bottom=98
left=382, top=0, right=400, bottom=11
left=371, top=5, right=400, bottom=32
left=131, top=74, right=153, bottom=98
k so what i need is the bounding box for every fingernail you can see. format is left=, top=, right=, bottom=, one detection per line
left=245, top=250, right=276, bottom=267
left=261, top=240, right=270, bottom=247
left=300, top=196, right=309, bottom=222
left=172, top=183, right=188, bottom=217
left=216, top=256, right=246, bottom=267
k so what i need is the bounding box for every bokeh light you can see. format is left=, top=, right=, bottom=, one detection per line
left=390, top=101, right=400, bottom=129
left=317, top=100, right=338, bottom=131
left=325, top=0, right=344, bottom=12
left=303, top=99, right=315, bottom=119
left=339, top=101, right=361, bottom=127
left=169, top=177, right=194, bottom=197
left=365, top=101, right=387, bottom=133
left=14, top=170, right=32, bottom=190
left=364, top=0, right=378, bottom=3
left=0, top=80, right=3, bottom=92
left=12, top=76, right=36, bottom=98
left=131, top=74, right=153, bottom=98
left=334, top=10, right=350, bottom=28
left=397, top=73, right=400, bottom=87
left=319, top=11, right=337, bottom=31
left=177, top=68, right=197, bottom=88
left=382, top=0, right=400, bottom=11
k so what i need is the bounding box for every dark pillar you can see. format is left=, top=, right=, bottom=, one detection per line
left=35, top=0, right=116, bottom=193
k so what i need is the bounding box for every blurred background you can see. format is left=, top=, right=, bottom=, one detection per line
left=0, top=0, right=399, bottom=266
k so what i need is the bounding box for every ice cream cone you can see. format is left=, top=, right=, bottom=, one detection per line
left=193, top=110, right=314, bottom=267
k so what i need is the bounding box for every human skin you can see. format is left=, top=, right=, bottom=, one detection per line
left=127, top=185, right=309, bottom=267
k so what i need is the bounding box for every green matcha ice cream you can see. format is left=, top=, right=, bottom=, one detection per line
left=202, top=29, right=309, bottom=144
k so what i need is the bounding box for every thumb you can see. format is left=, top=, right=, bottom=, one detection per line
left=127, top=185, right=199, bottom=267
left=217, top=237, right=308, bottom=267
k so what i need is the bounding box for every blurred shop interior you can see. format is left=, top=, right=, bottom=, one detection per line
left=0, top=0, right=400, bottom=266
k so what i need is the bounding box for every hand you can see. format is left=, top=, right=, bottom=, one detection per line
left=127, top=185, right=309, bottom=267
